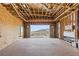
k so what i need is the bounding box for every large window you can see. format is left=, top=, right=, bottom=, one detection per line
left=30, top=25, right=50, bottom=38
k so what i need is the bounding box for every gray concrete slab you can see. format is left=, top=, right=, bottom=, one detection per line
left=0, top=38, right=79, bottom=56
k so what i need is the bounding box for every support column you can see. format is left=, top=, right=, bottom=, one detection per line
left=60, top=19, right=65, bottom=39
left=23, top=22, right=30, bottom=38
left=54, top=23, right=59, bottom=38
left=75, top=10, right=79, bottom=39
left=50, top=24, right=54, bottom=38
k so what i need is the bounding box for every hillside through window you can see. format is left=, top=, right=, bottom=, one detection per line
left=30, top=25, right=50, bottom=38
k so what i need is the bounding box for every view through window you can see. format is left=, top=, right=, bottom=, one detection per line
left=30, top=25, right=50, bottom=38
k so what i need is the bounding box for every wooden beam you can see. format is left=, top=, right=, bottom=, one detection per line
left=54, top=4, right=78, bottom=22
left=11, top=4, right=27, bottom=22
left=19, top=4, right=30, bottom=19
left=55, top=8, right=66, bottom=17
left=52, top=4, right=63, bottom=16
left=18, top=8, right=29, bottom=20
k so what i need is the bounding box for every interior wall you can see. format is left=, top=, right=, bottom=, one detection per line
left=0, top=4, right=22, bottom=50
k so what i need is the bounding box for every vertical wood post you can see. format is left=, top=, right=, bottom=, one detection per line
left=23, top=22, right=30, bottom=38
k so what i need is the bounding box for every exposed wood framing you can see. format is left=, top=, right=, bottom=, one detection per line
left=11, top=4, right=27, bottom=22
left=2, top=3, right=79, bottom=24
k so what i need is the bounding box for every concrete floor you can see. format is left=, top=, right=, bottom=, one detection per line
left=0, top=38, right=79, bottom=56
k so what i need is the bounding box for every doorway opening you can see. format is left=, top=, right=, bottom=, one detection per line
left=30, top=25, right=50, bottom=38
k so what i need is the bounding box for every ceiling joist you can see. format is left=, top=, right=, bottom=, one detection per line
left=2, top=3, right=79, bottom=23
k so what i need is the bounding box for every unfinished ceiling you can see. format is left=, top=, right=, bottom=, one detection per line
left=2, top=3, right=79, bottom=24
